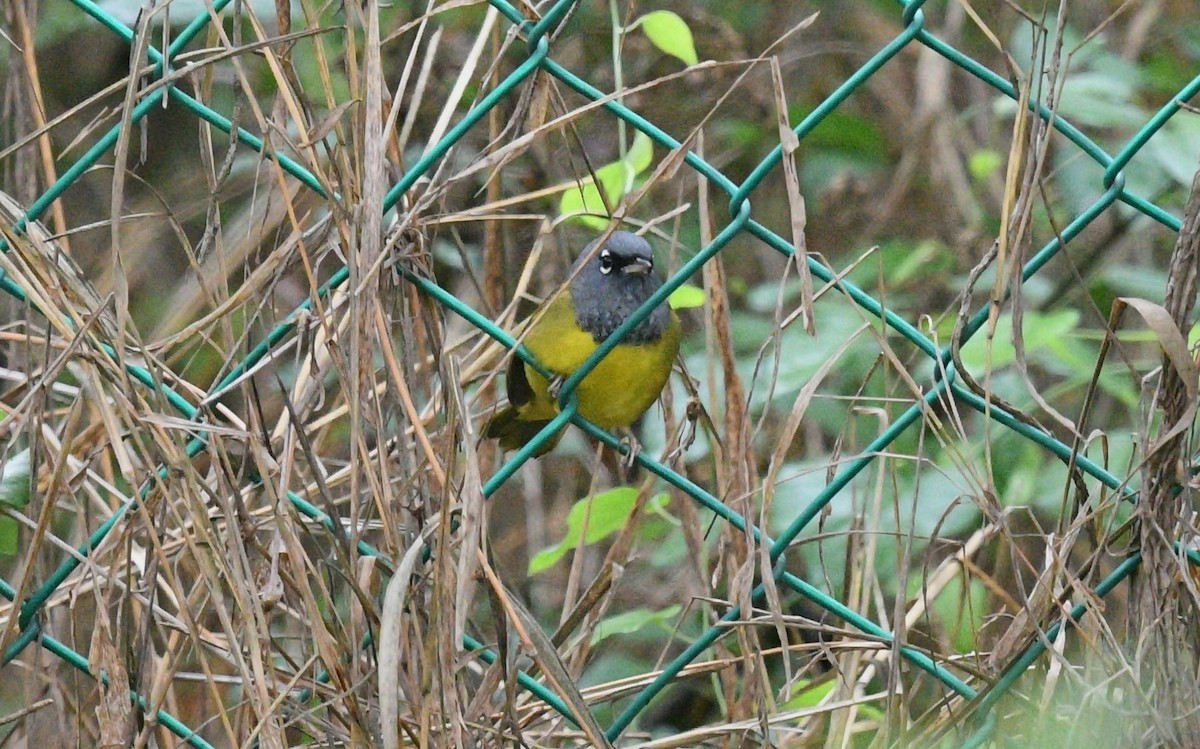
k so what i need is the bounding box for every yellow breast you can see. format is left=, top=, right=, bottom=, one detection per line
left=520, top=293, right=680, bottom=429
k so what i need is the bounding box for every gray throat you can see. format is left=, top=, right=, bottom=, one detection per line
left=571, top=273, right=669, bottom=345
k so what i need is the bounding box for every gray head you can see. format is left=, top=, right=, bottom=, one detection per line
left=570, top=231, right=670, bottom=344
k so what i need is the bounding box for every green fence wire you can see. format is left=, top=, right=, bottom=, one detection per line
left=1, top=0, right=1198, bottom=745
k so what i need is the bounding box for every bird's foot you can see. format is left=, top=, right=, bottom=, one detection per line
left=547, top=375, right=566, bottom=401
left=618, top=431, right=642, bottom=471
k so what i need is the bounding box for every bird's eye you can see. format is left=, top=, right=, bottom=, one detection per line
left=599, top=250, right=613, bottom=274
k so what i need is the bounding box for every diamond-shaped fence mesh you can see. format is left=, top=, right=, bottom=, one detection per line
left=2, top=0, right=1199, bottom=746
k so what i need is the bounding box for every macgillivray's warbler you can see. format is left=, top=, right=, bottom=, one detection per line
left=483, top=231, right=681, bottom=456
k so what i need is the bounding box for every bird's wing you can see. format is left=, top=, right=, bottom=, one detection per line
left=522, top=292, right=598, bottom=374
left=504, top=343, right=535, bottom=408
left=505, top=293, right=592, bottom=408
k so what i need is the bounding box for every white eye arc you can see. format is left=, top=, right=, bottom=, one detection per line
left=599, top=250, right=614, bottom=274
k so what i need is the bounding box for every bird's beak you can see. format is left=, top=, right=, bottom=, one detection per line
left=622, top=257, right=653, bottom=275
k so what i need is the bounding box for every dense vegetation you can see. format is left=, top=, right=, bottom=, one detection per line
left=2, top=1, right=1200, bottom=746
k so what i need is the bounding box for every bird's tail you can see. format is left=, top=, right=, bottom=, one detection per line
left=482, top=407, right=564, bottom=456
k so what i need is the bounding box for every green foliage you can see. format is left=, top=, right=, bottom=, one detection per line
left=919, top=575, right=988, bottom=654
left=771, top=457, right=982, bottom=594
left=968, top=149, right=1004, bottom=182
left=988, top=657, right=1156, bottom=747
left=560, top=158, right=625, bottom=226
left=529, top=486, right=670, bottom=574
left=590, top=604, right=681, bottom=645
left=779, top=678, right=838, bottom=709
left=847, top=238, right=956, bottom=290
left=779, top=678, right=886, bottom=723
left=559, top=132, right=654, bottom=228
left=789, top=108, right=888, bottom=156
left=10, top=0, right=1200, bottom=743
left=955, top=310, right=1139, bottom=408
left=290, top=34, right=352, bottom=105
left=633, top=11, right=699, bottom=66
left=1091, top=262, right=1169, bottom=312
left=625, top=129, right=655, bottom=173
left=0, top=447, right=31, bottom=556
left=667, top=284, right=705, bottom=309
left=788, top=108, right=890, bottom=193
left=1003, top=14, right=1200, bottom=213
left=958, top=309, right=1081, bottom=371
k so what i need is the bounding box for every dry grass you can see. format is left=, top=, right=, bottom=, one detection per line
left=1, top=1, right=1199, bottom=748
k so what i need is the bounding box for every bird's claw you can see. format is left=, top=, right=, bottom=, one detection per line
left=619, top=433, right=642, bottom=470
left=547, top=376, right=566, bottom=401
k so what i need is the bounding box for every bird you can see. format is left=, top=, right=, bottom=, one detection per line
left=483, top=231, right=681, bottom=457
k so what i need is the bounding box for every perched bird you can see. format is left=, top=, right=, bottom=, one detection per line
left=484, top=231, right=681, bottom=456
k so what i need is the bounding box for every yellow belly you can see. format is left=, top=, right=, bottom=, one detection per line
left=518, top=293, right=680, bottom=430
left=525, top=340, right=676, bottom=429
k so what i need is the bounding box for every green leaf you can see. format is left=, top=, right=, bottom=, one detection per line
left=637, top=11, right=698, bottom=66
left=934, top=577, right=988, bottom=654
left=590, top=604, right=681, bottom=645
left=779, top=679, right=837, bottom=710
left=0, top=518, right=16, bottom=556
left=884, top=239, right=950, bottom=286
left=968, top=149, right=1003, bottom=182
left=626, top=131, right=654, bottom=175
left=786, top=108, right=886, bottom=156
left=559, top=161, right=628, bottom=229
left=529, top=487, right=668, bottom=574
left=1057, top=72, right=1144, bottom=129
left=0, top=448, right=31, bottom=558
left=558, top=133, right=654, bottom=228
left=0, top=448, right=31, bottom=509
left=668, top=284, right=705, bottom=309
left=958, top=309, right=1081, bottom=374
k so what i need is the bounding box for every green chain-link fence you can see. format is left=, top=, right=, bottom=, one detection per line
left=2, top=0, right=1199, bottom=745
